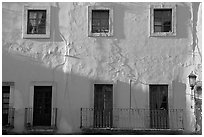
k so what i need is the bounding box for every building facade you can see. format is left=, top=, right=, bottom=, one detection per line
left=2, top=2, right=202, bottom=134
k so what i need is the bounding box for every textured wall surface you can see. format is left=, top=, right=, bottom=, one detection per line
left=2, top=2, right=202, bottom=133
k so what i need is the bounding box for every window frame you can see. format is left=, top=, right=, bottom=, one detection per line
left=88, top=6, right=113, bottom=37
left=29, top=81, right=56, bottom=127
left=2, top=82, right=15, bottom=109
left=150, top=4, right=176, bottom=37
left=2, top=82, right=15, bottom=127
left=22, top=6, right=50, bottom=39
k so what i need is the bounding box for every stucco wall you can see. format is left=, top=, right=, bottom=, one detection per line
left=2, top=2, right=201, bottom=133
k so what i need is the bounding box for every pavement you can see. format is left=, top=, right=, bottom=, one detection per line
left=3, top=129, right=202, bottom=135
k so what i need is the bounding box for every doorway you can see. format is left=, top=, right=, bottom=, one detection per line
left=33, top=86, right=52, bottom=126
left=94, top=84, right=113, bottom=128
left=149, top=85, right=168, bottom=129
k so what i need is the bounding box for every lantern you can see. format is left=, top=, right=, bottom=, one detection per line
left=188, top=71, right=197, bottom=90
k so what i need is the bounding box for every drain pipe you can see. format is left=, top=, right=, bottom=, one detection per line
left=129, top=79, right=132, bottom=109
left=129, top=79, right=132, bottom=128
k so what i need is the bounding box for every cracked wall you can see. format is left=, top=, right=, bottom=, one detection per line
left=2, top=2, right=201, bottom=133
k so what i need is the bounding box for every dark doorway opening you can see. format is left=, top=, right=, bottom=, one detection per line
left=33, top=86, right=52, bottom=127
left=2, top=86, right=10, bottom=126
left=149, top=85, right=169, bottom=129
left=94, top=84, right=113, bottom=128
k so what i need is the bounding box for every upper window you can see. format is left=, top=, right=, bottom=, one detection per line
left=92, top=10, right=109, bottom=33
left=23, top=6, right=50, bottom=39
left=88, top=6, right=113, bottom=37
left=27, top=10, right=46, bottom=34
left=150, top=5, right=176, bottom=37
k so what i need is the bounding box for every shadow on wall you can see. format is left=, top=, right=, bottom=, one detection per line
left=172, top=79, right=186, bottom=109
left=172, top=79, right=187, bottom=129
left=116, top=81, right=147, bottom=109
left=50, top=3, right=64, bottom=42
left=3, top=49, right=149, bottom=132
left=54, top=69, right=93, bottom=133
left=115, top=81, right=130, bottom=108
left=111, top=3, right=126, bottom=40
left=131, top=83, right=148, bottom=109
left=176, top=3, right=192, bottom=39
left=3, top=49, right=191, bottom=132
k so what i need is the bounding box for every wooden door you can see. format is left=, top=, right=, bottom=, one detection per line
left=149, top=85, right=168, bottom=129
left=33, top=86, right=52, bottom=126
left=2, top=86, right=10, bottom=126
left=94, top=84, right=113, bottom=128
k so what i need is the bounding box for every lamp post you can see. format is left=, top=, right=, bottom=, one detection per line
left=188, top=71, right=197, bottom=90
left=188, top=71, right=197, bottom=132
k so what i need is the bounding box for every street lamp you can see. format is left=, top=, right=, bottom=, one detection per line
left=188, top=71, right=197, bottom=104
left=188, top=71, right=197, bottom=132
left=188, top=71, right=197, bottom=90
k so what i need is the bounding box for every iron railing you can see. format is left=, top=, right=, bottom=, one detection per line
left=2, top=108, right=15, bottom=128
left=80, top=108, right=184, bottom=130
left=25, top=108, right=57, bottom=129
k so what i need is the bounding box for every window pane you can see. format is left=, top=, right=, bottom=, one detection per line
left=27, top=10, right=46, bottom=34
left=29, top=19, right=37, bottom=26
left=38, top=27, right=46, bottom=34
left=92, top=10, right=109, bottom=33
left=92, top=19, right=100, bottom=27
left=154, top=9, right=172, bottom=32
left=29, top=12, right=37, bottom=19
left=154, top=10, right=163, bottom=18
left=3, top=93, right=10, bottom=98
left=101, top=27, right=109, bottom=32
left=101, top=19, right=109, bottom=27
left=2, top=86, right=10, bottom=93
left=92, top=27, right=100, bottom=33
left=100, top=11, right=109, bottom=19
left=163, top=26, right=171, bottom=32
left=154, top=26, right=162, bottom=32
left=3, top=109, right=9, bottom=114
left=92, top=10, right=101, bottom=18
left=154, top=17, right=162, bottom=22
left=154, top=21, right=162, bottom=26
left=3, top=98, right=9, bottom=103
left=3, top=104, right=9, bottom=109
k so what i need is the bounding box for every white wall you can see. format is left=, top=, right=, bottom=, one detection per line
left=2, top=2, right=201, bottom=133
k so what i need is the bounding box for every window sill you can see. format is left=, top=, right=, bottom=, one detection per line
left=88, top=32, right=113, bottom=37
left=150, top=32, right=176, bottom=37
left=22, top=34, right=50, bottom=39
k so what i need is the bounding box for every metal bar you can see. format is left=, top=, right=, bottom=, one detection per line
left=25, top=108, right=27, bottom=128
left=55, top=108, right=57, bottom=128
left=194, top=89, right=197, bottom=131
left=129, top=80, right=132, bottom=109
left=6, top=108, right=15, bottom=127
left=80, top=108, right=184, bottom=130
left=80, top=108, right=82, bottom=128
